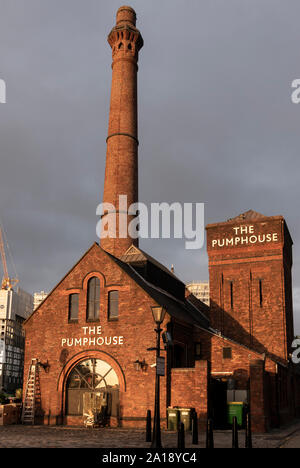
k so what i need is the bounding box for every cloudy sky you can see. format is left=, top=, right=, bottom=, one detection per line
left=1, top=0, right=300, bottom=331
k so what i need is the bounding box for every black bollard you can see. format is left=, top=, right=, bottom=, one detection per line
left=232, top=416, right=239, bottom=448
left=146, top=410, right=152, bottom=442
left=206, top=418, right=214, bottom=448
left=177, top=422, right=185, bottom=449
left=192, top=411, right=198, bottom=445
left=245, top=412, right=252, bottom=449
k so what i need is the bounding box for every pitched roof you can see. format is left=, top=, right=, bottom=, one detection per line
left=107, top=249, right=211, bottom=330
left=226, top=209, right=266, bottom=222
left=23, top=243, right=99, bottom=324
left=120, top=244, right=181, bottom=280
left=25, top=241, right=210, bottom=331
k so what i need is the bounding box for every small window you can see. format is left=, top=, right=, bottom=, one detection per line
left=69, top=294, right=79, bottom=322
left=108, top=291, right=119, bottom=320
left=87, top=277, right=100, bottom=321
left=230, top=281, right=234, bottom=309
left=259, top=279, right=263, bottom=307
left=223, top=347, right=232, bottom=359
left=194, top=342, right=202, bottom=360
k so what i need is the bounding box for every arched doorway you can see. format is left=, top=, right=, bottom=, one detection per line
left=66, top=358, right=120, bottom=424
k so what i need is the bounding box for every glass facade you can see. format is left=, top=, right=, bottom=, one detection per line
left=0, top=319, right=25, bottom=393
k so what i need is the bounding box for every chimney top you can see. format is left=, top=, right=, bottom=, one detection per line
left=116, top=6, right=136, bottom=26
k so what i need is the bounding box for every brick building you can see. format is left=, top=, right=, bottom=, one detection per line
left=186, top=281, right=210, bottom=305
left=0, top=287, right=33, bottom=394
left=23, top=6, right=300, bottom=432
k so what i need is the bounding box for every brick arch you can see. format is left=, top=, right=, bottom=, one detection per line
left=57, top=349, right=126, bottom=419
left=57, top=349, right=126, bottom=393
left=82, top=271, right=106, bottom=289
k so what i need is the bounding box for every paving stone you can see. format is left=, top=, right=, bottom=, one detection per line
left=0, top=422, right=299, bottom=448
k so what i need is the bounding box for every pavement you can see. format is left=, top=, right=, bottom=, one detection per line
left=0, top=420, right=299, bottom=448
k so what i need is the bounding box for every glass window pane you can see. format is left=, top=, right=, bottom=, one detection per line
left=89, top=279, right=95, bottom=299
left=94, top=278, right=100, bottom=300
left=94, top=360, right=111, bottom=376
left=87, top=277, right=100, bottom=320
left=88, top=301, right=94, bottom=320
left=68, top=370, right=81, bottom=388
left=95, top=378, right=106, bottom=389
left=108, top=291, right=119, bottom=319
left=105, top=369, right=119, bottom=388
left=94, top=300, right=100, bottom=320
left=67, top=389, right=83, bottom=415
left=66, top=358, right=120, bottom=416
left=69, top=294, right=79, bottom=320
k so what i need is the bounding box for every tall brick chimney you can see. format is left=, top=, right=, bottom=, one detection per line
left=100, top=6, right=143, bottom=257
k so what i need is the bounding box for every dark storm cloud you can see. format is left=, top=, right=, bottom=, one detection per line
left=0, top=0, right=300, bottom=330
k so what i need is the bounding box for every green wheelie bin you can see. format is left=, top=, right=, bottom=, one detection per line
left=227, top=401, right=244, bottom=427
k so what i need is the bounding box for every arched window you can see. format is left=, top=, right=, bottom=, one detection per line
left=66, top=358, right=119, bottom=416
left=68, top=293, right=79, bottom=322
left=87, top=277, right=100, bottom=321
left=108, top=291, right=119, bottom=320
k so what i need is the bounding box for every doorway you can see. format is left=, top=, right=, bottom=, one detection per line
left=210, top=378, right=228, bottom=429
left=66, top=357, right=120, bottom=425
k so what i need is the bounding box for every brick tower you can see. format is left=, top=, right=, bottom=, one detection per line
left=206, top=210, right=294, bottom=363
left=100, top=6, right=143, bottom=257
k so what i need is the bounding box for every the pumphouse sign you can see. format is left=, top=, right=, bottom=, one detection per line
left=61, top=326, right=124, bottom=347
left=211, top=224, right=279, bottom=248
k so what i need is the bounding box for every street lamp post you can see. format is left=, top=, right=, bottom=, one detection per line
left=150, top=306, right=166, bottom=449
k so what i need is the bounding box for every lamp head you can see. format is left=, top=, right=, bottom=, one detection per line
left=151, top=306, right=166, bottom=325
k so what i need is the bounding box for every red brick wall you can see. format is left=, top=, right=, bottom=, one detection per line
left=23, top=243, right=168, bottom=426
left=249, top=360, right=267, bottom=432
left=170, top=361, right=209, bottom=429
left=206, top=215, right=293, bottom=363
left=193, top=329, right=284, bottom=432
left=195, top=329, right=262, bottom=380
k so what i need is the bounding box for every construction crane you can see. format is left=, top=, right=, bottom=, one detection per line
left=0, top=226, right=18, bottom=290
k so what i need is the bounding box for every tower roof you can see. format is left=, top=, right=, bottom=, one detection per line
left=116, top=5, right=136, bottom=26
left=226, top=209, right=267, bottom=222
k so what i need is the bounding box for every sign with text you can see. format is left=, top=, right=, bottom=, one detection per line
left=211, top=224, right=279, bottom=248
left=156, top=356, right=165, bottom=376
left=61, top=326, right=124, bottom=347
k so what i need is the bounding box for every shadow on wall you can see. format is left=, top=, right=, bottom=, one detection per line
left=209, top=300, right=287, bottom=365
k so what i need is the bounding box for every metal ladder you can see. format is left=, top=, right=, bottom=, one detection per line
left=21, top=358, right=39, bottom=424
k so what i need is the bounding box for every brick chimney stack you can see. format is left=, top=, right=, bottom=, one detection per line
left=100, top=6, right=143, bottom=257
